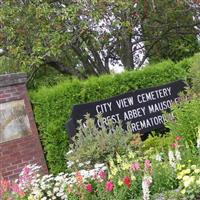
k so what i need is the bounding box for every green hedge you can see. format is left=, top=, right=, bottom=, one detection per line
left=31, top=59, right=191, bottom=174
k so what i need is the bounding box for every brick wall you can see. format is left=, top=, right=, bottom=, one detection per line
left=0, top=73, right=48, bottom=180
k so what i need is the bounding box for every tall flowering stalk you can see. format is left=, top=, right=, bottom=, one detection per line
left=142, top=159, right=153, bottom=200
left=0, top=179, right=10, bottom=197
left=169, top=136, right=182, bottom=168
left=142, top=175, right=152, bottom=200
left=0, top=179, right=25, bottom=199
left=168, top=150, right=176, bottom=168
left=175, top=148, right=182, bottom=161
left=18, top=164, right=41, bottom=191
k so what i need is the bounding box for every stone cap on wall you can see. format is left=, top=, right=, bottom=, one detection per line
left=0, top=73, right=27, bottom=88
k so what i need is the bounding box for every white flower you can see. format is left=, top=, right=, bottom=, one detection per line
left=66, top=150, right=73, bottom=155
left=47, top=190, right=53, bottom=196
left=67, top=161, right=74, bottom=167
left=197, top=127, right=200, bottom=148
left=84, top=160, right=91, bottom=165
left=168, top=150, right=176, bottom=168
left=197, top=139, right=200, bottom=148
left=155, top=154, right=162, bottom=162
left=56, top=192, right=65, bottom=197
left=78, top=163, right=84, bottom=167
left=175, top=149, right=181, bottom=161
left=142, top=176, right=152, bottom=200
left=0, top=49, right=4, bottom=54
left=53, top=187, right=60, bottom=193
left=94, top=163, right=105, bottom=169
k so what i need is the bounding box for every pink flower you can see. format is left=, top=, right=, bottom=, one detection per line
left=144, top=177, right=152, bottom=187
left=105, top=181, right=114, bottom=192
left=130, top=162, right=140, bottom=171
left=98, top=171, right=106, bottom=179
left=176, top=136, right=182, bottom=141
left=144, top=160, right=151, bottom=171
left=93, top=173, right=98, bottom=180
left=23, top=166, right=31, bottom=175
left=171, top=143, right=177, bottom=149
left=10, top=183, right=25, bottom=197
left=86, top=184, right=92, bottom=193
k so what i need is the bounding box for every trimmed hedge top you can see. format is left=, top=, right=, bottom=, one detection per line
left=31, top=58, right=191, bottom=174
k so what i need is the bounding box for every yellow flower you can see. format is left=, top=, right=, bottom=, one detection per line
left=111, top=167, right=118, bottom=175
left=177, top=170, right=188, bottom=180
left=177, top=174, right=183, bottom=180
left=109, top=159, right=115, bottom=168
left=116, top=153, right=122, bottom=164
left=181, top=189, right=186, bottom=194
left=176, top=164, right=182, bottom=171
left=108, top=173, right=113, bottom=179
left=118, top=179, right=123, bottom=186
left=121, top=162, right=130, bottom=170
left=182, top=175, right=190, bottom=181
left=28, top=195, right=34, bottom=200
left=196, top=178, right=200, bottom=185
left=194, top=169, right=200, bottom=174
left=191, top=165, right=197, bottom=170
left=128, top=151, right=135, bottom=159
left=183, top=176, right=195, bottom=188
left=131, top=175, right=136, bottom=181
left=185, top=169, right=191, bottom=174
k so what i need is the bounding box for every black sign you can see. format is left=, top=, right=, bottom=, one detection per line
left=66, top=80, right=186, bottom=139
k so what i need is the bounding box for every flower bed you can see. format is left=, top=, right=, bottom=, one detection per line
left=1, top=127, right=200, bottom=200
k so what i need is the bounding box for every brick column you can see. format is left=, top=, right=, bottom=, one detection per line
left=0, top=73, right=48, bottom=180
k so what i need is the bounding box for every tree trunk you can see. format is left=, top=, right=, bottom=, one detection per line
left=44, top=57, right=86, bottom=79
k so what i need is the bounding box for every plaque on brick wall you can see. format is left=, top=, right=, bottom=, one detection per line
left=0, top=100, right=31, bottom=143
left=66, top=80, right=186, bottom=139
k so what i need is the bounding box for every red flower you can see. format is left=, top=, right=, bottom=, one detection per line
left=123, top=176, right=131, bottom=188
left=105, top=181, right=114, bottom=192
left=176, top=136, right=182, bottom=141
left=86, top=184, right=92, bottom=193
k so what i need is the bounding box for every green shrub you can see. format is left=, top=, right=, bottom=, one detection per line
left=151, top=161, right=178, bottom=194
left=165, top=97, right=200, bottom=145
left=31, top=57, right=193, bottom=174
left=66, top=115, right=140, bottom=166
left=188, top=53, right=200, bottom=95
left=142, top=133, right=175, bottom=153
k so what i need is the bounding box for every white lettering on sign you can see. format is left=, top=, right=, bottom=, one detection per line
left=137, top=87, right=171, bottom=103
left=123, top=107, right=146, bottom=121
left=97, top=113, right=120, bottom=126
left=96, top=102, right=112, bottom=114
left=130, top=115, right=164, bottom=132
left=148, top=99, right=172, bottom=113
left=116, top=97, right=134, bottom=109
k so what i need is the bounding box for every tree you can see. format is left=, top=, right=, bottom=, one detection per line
left=0, top=0, right=199, bottom=80
left=141, top=0, right=200, bottom=62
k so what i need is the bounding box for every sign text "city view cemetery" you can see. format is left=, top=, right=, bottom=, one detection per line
left=66, top=80, right=186, bottom=139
